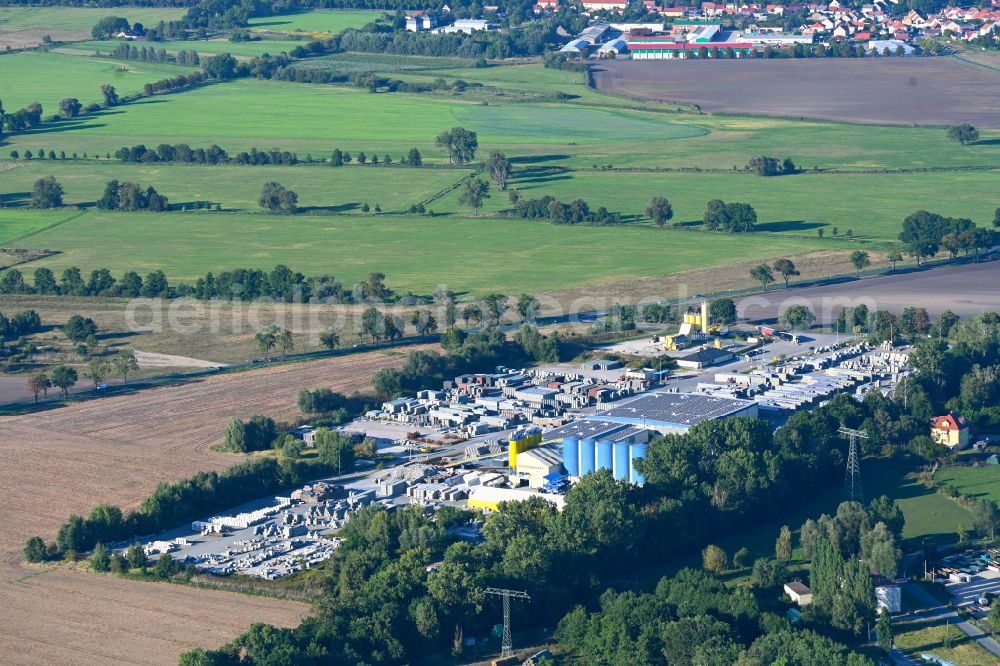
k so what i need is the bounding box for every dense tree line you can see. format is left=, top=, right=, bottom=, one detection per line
left=556, top=568, right=870, bottom=665
left=1, top=100, right=44, bottom=132
left=223, top=414, right=278, bottom=452
left=508, top=195, right=623, bottom=225
left=898, top=209, right=993, bottom=265
left=114, top=142, right=298, bottom=166
left=747, top=154, right=797, bottom=176
left=97, top=180, right=169, bottom=212
left=110, top=41, right=201, bottom=67
left=0, top=266, right=170, bottom=298
left=903, top=311, right=1000, bottom=432
left=0, top=264, right=396, bottom=303
left=0, top=309, right=42, bottom=340
left=704, top=199, right=758, bottom=232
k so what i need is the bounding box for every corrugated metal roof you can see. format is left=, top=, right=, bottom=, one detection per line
left=598, top=391, right=754, bottom=426
left=518, top=444, right=563, bottom=467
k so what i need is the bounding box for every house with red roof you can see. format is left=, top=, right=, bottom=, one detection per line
left=930, top=412, right=971, bottom=450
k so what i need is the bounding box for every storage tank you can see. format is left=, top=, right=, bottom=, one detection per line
left=613, top=442, right=630, bottom=481
left=630, top=443, right=648, bottom=486
left=579, top=438, right=596, bottom=475
left=597, top=439, right=614, bottom=472
left=562, top=436, right=580, bottom=477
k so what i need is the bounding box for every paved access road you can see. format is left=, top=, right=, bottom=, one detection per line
left=736, top=261, right=1000, bottom=324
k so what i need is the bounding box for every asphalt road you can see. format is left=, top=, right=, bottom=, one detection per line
left=735, top=261, right=1000, bottom=324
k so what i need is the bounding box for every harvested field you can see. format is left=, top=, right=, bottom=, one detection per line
left=735, top=259, right=1000, bottom=323
left=593, top=57, right=1000, bottom=128
left=0, top=346, right=426, bottom=665
left=0, top=568, right=308, bottom=666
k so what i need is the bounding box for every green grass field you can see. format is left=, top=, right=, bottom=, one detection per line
left=0, top=78, right=708, bottom=161
left=0, top=6, right=185, bottom=33
left=935, top=465, right=1000, bottom=504
left=0, top=209, right=824, bottom=292
left=433, top=169, right=1000, bottom=240
left=248, top=9, right=385, bottom=35
left=867, top=458, right=974, bottom=549
left=66, top=37, right=310, bottom=59
left=294, top=52, right=479, bottom=74
left=3, top=64, right=997, bottom=171
left=894, top=620, right=997, bottom=666
left=0, top=209, right=83, bottom=245
left=0, top=51, right=195, bottom=112
left=0, top=161, right=464, bottom=213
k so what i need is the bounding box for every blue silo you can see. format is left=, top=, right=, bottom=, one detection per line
left=613, top=442, right=630, bottom=481
left=597, top=439, right=613, bottom=473
left=630, top=443, right=648, bottom=486
left=562, top=436, right=579, bottom=476
left=579, top=438, right=596, bottom=475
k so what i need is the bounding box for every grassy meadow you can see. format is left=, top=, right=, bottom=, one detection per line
left=434, top=168, right=1000, bottom=240
left=0, top=78, right=709, bottom=160
left=1, top=209, right=826, bottom=292
left=0, top=160, right=465, bottom=213
left=935, top=465, right=1000, bottom=504
left=893, top=620, right=998, bottom=666
left=2, top=34, right=999, bottom=297
left=0, top=6, right=186, bottom=33
left=0, top=51, right=195, bottom=112
left=248, top=9, right=385, bottom=35
left=2, top=60, right=997, bottom=170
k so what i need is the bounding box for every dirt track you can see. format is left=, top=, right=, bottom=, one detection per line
left=1, top=346, right=427, bottom=665
left=593, top=58, right=1000, bottom=128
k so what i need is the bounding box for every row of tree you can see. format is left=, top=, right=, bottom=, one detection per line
left=0, top=263, right=389, bottom=303
left=109, top=41, right=201, bottom=67
left=115, top=142, right=296, bottom=165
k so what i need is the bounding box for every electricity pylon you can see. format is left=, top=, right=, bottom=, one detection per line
left=839, top=426, right=868, bottom=503
left=483, top=587, right=530, bottom=658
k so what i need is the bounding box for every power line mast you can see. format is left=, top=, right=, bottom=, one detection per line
left=483, top=587, right=530, bottom=658
left=839, top=426, right=868, bottom=503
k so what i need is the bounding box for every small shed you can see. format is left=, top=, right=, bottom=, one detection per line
left=783, top=581, right=812, bottom=606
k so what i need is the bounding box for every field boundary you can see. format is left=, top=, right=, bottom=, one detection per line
left=0, top=208, right=89, bottom=245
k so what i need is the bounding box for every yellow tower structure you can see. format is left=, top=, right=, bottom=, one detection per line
left=508, top=429, right=543, bottom=470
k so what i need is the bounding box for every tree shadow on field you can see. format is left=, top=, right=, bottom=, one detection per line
left=672, top=219, right=704, bottom=228
left=18, top=120, right=108, bottom=137
left=972, top=138, right=1000, bottom=146
left=511, top=154, right=570, bottom=165
left=97, top=330, right=143, bottom=341
left=298, top=203, right=360, bottom=214
left=0, top=192, right=31, bottom=207
left=512, top=166, right=573, bottom=189
left=755, top=220, right=822, bottom=233
left=245, top=19, right=292, bottom=27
